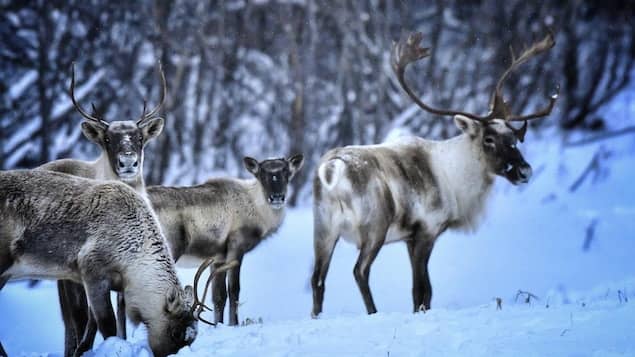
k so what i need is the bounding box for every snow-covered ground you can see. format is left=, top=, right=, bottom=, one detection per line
left=2, top=96, right=635, bottom=355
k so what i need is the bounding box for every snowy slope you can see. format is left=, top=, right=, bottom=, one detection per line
left=157, top=293, right=635, bottom=357
left=2, top=95, right=635, bottom=355
left=2, top=131, right=634, bottom=356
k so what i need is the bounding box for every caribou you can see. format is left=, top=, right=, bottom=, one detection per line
left=38, top=62, right=166, bottom=356
left=0, top=170, right=197, bottom=357
left=310, top=31, right=558, bottom=317
left=39, top=62, right=166, bottom=192
left=147, top=154, right=305, bottom=326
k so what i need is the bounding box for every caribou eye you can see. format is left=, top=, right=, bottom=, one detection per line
left=484, top=137, right=495, bottom=146
left=104, top=137, right=111, bottom=144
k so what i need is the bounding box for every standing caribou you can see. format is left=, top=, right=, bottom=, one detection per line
left=38, top=63, right=166, bottom=356
left=145, top=154, right=304, bottom=326
left=0, top=170, right=197, bottom=357
left=311, top=31, right=558, bottom=317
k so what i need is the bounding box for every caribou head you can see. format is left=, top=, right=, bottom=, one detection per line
left=70, top=63, right=167, bottom=182
left=391, top=31, right=559, bottom=185
left=146, top=285, right=197, bottom=357
left=243, top=155, right=305, bottom=209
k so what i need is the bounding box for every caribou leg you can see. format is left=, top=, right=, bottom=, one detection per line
left=211, top=269, right=227, bottom=324
left=0, top=253, right=12, bottom=290
left=353, top=227, right=387, bottom=315
left=227, top=256, right=244, bottom=326
left=74, top=310, right=98, bottom=357
left=310, top=222, right=339, bottom=318
left=84, top=278, right=116, bottom=338
left=407, top=238, right=434, bottom=312
left=59, top=280, right=89, bottom=357
left=116, top=292, right=126, bottom=338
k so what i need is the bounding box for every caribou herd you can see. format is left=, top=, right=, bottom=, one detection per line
left=0, top=31, right=558, bottom=356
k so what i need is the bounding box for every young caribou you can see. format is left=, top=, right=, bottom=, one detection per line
left=147, top=154, right=305, bottom=326
left=311, top=31, right=559, bottom=317
left=0, top=170, right=197, bottom=357
left=38, top=63, right=166, bottom=356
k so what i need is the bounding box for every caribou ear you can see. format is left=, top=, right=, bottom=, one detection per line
left=183, top=285, right=194, bottom=308
left=515, top=121, right=528, bottom=143
left=165, top=286, right=181, bottom=315
left=287, top=154, right=305, bottom=179
left=140, top=117, right=164, bottom=142
left=243, top=157, right=259, bottom=175
left=81, top=121, right=106, bottom=145
left=454, top=115, right=481, bottom=138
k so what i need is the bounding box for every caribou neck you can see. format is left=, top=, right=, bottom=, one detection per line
left=432, top=134, right=495, bottom=230
left=244, top=179, right=286, bottom=225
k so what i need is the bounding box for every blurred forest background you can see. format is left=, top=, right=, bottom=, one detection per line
left=1, top=0, right=634, bottom=204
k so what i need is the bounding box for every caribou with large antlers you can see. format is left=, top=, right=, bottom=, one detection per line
left=311, top=31, right=558, bottom=317
left=38, top=62, right=167, bottom=356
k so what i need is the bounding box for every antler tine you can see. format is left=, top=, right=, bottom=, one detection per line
left=391, top=32, right=489, bottom=121
left=190, top=257, right=241, bottom=325
left=490, top=30, right=558, bottom=122
left=70, top=62, right=108, bottom=127
left=506, top=83, right=560, bottom=122
left=191, top=257, right=216, bottom=325
left=137, top=61, right=167, bottom=126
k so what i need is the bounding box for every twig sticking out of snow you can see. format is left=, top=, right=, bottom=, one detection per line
left=515, top=290, right=539, bottom=304
left=560, top=328, right=570, bottom=337
left=241, top=317, right=263, bottom=326
left=386, top=327, right=398, bottom=357
left=495, top=297, right=503, bottom=310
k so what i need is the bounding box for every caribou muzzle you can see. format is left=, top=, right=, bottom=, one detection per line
left=506, top=161, right=532, bottom=185
left=268, top=193, right=286, bottom=208
left=117, top=152, right=139, bottom=178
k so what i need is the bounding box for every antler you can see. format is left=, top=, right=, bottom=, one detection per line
left=190, top=257, right=240, bottom=326
left=190, top=257, right=216, bottom=325
left=70, top=62, right=109, bottom=128
left=137, top=61, right=167, bottom=126
left=489, top=30, right=559, bottom=122
left=391, top=31, right=559, bottom=124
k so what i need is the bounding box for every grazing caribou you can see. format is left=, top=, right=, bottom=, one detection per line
left=0, top=170, right=197, bottom=357
left=311, top=31, right=558, bottom=317
left=146, top=154, right=305, bottom=326
left=38, top=63, right=166, bottom=356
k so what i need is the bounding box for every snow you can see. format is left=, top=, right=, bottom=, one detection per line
left=2, top=128, right=634, bottom=355
left=2, top=87, right=635, bottom=357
